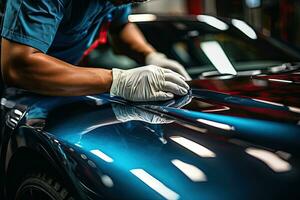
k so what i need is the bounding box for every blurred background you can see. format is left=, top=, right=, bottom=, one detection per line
left=133, top=0, right=300, bottom=48
left=1, top=0, right=299, bottom=47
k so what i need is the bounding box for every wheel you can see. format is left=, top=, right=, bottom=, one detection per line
left=14, top=172, right=74, bottom=200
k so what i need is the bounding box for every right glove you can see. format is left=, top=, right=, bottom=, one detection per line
left=110, top=65, right=190, bottom=102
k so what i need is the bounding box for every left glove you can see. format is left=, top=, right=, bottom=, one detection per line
left=146, top=52, right=192, bottom=81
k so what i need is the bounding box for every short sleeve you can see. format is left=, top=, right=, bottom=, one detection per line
left=110, top=4, right=132, bottom=32
left=1, top=0, right=67, bottom=53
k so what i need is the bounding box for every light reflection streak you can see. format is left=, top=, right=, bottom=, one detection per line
left=75, top=143, right=82, bottom=148
left=238, top=70, right=262, bottom=76
left=269, top=79, right=293, bottom=83
left=81, top=154, right=87, bottom=160
left=82, top=121, right=121, bottom=134
left=197, top=118, right=234, bottom=131
left=288, top=106, right=300, bottom=114
left=130, top=169, right=180, bottom=200
left=252, top=98, right=284, bottom=107
left=197, top=15, right=229, bottom=31
left=201, top=41, right=237, bottom=75
left=9, top=118, right=18, bottom=125
left=202, top=106, right=230, bottom=113
left=101, top=175, right=114, bottom=188
left=218, top=75, right=234, bottom=80
left=172, top=159, right=207, bottom=182
left=128, top=14, right=157, bottom=22
left=232, top=19, right=257, bottom=39
left=14, top=109, right=23, bottom=116
left=246, top=148, right=291, bottom=172
left=1, top=98, right=16, bottom=108
left=90, top=149, right=114, bottom=163
left=86, top=96, right=107, bottom=106
left=0, top=98, right=6, bottom=106
left=270, top=65, right=288, bottom=73
left=170, top=136, right=216, bottom=158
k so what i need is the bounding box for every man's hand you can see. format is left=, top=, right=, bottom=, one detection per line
left=110, top=65, right=190, bottom=102
left=146, top=52, right=192, bottom=81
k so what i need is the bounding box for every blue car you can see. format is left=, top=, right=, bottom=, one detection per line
left=1, top=15, right=300, bottom=200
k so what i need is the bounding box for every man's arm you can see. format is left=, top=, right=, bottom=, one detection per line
left=1, top=38, right=189, bottom=100
left=110, top=22, right=155, bottom=64
left=1, top=38, right=113, bottom=96
left=110, top=22, right=192, bottom=80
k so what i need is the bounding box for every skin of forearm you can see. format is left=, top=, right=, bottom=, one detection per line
left=110, top=22, right=155, bottom=64
left=1, top=39, right=112, bottom=96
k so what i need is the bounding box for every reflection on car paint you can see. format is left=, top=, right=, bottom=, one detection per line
left=90, top=149, right=114, bottom=163
left=1, top=68, right=300, bottom=199
left=130, top=169, right=180, bottom=200
left=196, top=118, right=234, bottom=131
left=170, top=136, right=216, bottom=158
left=245, top=147, right=291, bottom=173
left=171, top=159, right=207, bottom=182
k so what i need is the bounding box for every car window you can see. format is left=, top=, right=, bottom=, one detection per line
left=173, top=33, right=300, bottom=70
left=85, top=20, right=300, bottom=76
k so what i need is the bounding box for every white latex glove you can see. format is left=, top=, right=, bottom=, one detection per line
left=110, top=65, right=190, bottom=102
left=146, top=52, right=192, bottom=81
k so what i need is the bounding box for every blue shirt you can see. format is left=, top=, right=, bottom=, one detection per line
left=1, top=0, right=131, bottom=64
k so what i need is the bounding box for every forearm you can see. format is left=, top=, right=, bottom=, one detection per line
left=24, top=55, right=111, bottom=96
left=2, top=40, right=112, bottom=96
left=110, top=23, right=155, bottom=64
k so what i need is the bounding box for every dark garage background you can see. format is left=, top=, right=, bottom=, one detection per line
left=133, top=0, right=300, bottom=49
left=1, top=0, right=300, bottom=47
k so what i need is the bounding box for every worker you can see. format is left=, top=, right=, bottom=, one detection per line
left=1, top=0, right=191, bottom=102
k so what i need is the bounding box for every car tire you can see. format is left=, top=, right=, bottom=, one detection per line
left=14, top=172, right=74, bottom=200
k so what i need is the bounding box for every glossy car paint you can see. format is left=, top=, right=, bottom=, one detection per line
left=1, top=65, right=300, bottom=199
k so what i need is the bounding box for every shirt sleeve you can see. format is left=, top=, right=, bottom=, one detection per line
left=110, top=4, right=132, bottom=32
left=1, top=0, right=67, bottom=53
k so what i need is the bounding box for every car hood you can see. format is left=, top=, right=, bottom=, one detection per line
left=6, top=69, right=300, bottom=200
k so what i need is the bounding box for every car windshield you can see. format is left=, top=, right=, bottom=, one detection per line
left=136, top=19, right=300, bottom=76
left=173, top=33, right=299, bottom=70
left=172, top=31, right=300, bottom=75
left=176, top=33, right=297, bottom=64
left=87, top=17, right=300, bottom=77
